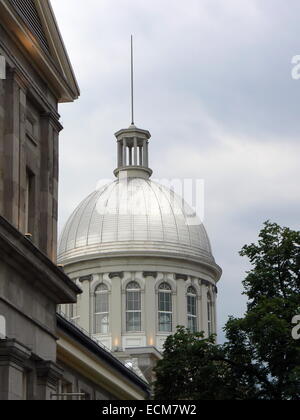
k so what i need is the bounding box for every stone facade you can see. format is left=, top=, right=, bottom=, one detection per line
left=0, top=27, right=62, bottom=261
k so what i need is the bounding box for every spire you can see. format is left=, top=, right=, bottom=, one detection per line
left=113, top=37, right=152, bottom=180
left=131, top=34, right=134, bottom=126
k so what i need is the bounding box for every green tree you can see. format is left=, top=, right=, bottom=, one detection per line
left=154, top=327, right=257, bottom=400
left=154, top=221, right=300, bottom=400
left=223, top=221, right=300, bottom=399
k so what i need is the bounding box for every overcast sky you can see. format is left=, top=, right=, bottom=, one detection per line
left=51, top=0, right=300, bottom=342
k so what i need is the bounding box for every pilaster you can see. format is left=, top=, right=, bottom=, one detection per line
left=79, top=275, right=91, bottom=333
left=36, top=361, right=63, bottom=400
left=109, top=272, right=123, bottom=349
left=0, top=339, right=31, bottom=400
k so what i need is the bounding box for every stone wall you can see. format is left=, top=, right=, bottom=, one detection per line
left=0, top=22, right=61, bottom=262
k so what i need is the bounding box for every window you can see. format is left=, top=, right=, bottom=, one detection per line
left=207, top=293, right=213, bottom=336
left=187, top=286, right=197, bottom=332
left=94, top=284, right=109, bottom=334
left=126, top=282, right=141, bottom=332
left=158, top=283, right=172, bottom=332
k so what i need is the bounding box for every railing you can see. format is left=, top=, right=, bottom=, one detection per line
left=57, top=308, right=112, bottom=353
left=56, top=308, right=142, bottom=378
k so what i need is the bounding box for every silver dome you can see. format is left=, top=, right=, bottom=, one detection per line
left=58, top=177, right=215, bottom=264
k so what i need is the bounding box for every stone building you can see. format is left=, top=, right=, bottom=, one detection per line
left=58, top=123, right=222, bottom=381
left=0, top=0, right=149, bottom=400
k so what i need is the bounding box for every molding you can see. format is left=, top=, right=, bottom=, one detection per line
left=0, top=215, right=81, bottom=304
left=0, top=339, right=31, bottom=368
left=41, top=111, right=63, bottom=133
left=143, top=271, right=157, bottom=278
left=109, top=272, right=124, bottom=280
left=36, top=361, right=63, bottom=386
left=79, top=274, right=92, bottom=283
left=0, top=43, right=61, bottom=118
left=175, top=274, right=188, bottom=281
left=201, top=279, right=211, bottom=288
left=59, top=249, right=222, bottom=282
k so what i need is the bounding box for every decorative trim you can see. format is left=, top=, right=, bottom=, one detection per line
left=109, top=272, right=124, bottom=279
left=201, top=279, right=211, bottom=288
left=175, top=274, right=188, bottom=281
left=0, top=339, right=31, bottom=368
left=36, top=361, right=63, bottom=387
left=41, top=111, right=63, bottom=132
left=79, top=275, right=92, bottom=283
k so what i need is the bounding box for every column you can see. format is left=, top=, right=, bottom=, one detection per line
left=79, top=275, right=91, bottom=333
left=129, top=146, right=132, bottom=165
left=39, top=113, right=62, bottom=259
left=143, top=272, right=157, bottom=346
left=176, top=277, right=187, bottom=327
left=139, top=146, right=143, bottom=166
left=118, top=141, right=122, bottom=167
left=200, top=282, right=209, bottom=337
left=143, top=140, right=147, bottom=168
left=133, top=137, right=138, bottom=166
left=213, top=287, right=217, bottom=336
left=36, top=361, right=63, bottom=400
left=145, top=141, right=149, bottom=167
left=0, top=339, right=31, bottom=400
left=123, top=139, right=127, bottom=166
left=109, top=272, right=123, bottom=350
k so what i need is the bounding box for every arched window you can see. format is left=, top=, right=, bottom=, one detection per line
left=126, top=282, right=141, bottom=332
left=94, top=284, right=109, bottom=334
left=158, top=283, right=172, bottom=332
left=187, top=286, right=197, bottom=332
left=207, top=293, right=213, bottom=336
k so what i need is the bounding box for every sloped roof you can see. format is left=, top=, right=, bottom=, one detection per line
left=10, top=0, right=50, bottom=52
left=0, top=0, right=80, bottom=102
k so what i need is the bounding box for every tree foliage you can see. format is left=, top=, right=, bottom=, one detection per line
left=154, top=221, right=300, bottom=400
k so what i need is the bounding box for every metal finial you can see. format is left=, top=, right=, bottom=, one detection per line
left=131, top=35, right=134, bottom=125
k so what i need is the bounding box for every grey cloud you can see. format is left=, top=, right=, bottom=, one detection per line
left=52, top=0, right=300, bottom=343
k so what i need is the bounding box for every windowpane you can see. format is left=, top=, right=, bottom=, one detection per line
left=126, top=312, right=141, bottom=332
left=159, top=282, right=171, bottom=291
left=97, top=284, right=108, bottom=292
left=188, top=315, right=197, bottom=333
left=95, top=313, right=109, bottom=334
left=126, top=291, right=141, bottom=311
left=127, top=281, right=140, bottom=290
left=159, top=291, right=172, bottom=312
left=158, top=282, right=172, bottom=332
left=94, top=283, right=109, bottom=334
left=187, top=295, right=196, bottom=316
left=95, top=293, right=108, bottom=313
left=126, top=282, right=142, bottom=332
left=158, top=313, right=172, bottom=332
